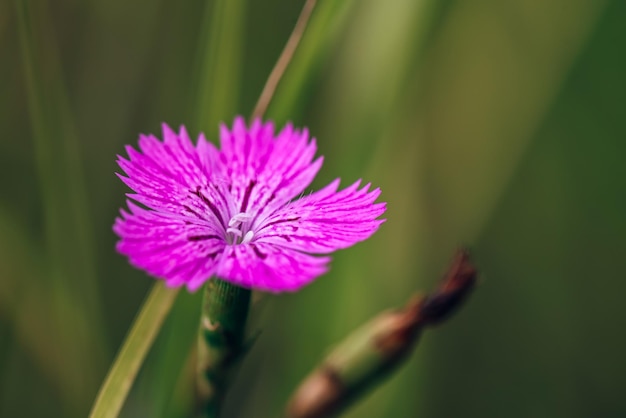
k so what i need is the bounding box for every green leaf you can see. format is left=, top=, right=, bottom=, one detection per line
left=89, top=283, right=179, bottom=418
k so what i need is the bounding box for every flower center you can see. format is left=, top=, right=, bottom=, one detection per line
left=226, top=212, right=254, bottom=245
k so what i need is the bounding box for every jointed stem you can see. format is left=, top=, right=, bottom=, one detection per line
left=197, top=279, right=251, bottom=417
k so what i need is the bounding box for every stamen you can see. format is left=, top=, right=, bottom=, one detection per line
left=241, top=231, right=254, bottom=244
left=225, top=212, right=255, bottom=245
left=226, top=227, right=243, bottom=237
left=228, top=212, right=254, bottom=227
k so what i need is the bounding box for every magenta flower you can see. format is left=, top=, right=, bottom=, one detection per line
left=113, top=117, right=386, bottom=292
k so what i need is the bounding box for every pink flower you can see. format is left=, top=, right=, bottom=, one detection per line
left=113, top=117, right=386, bottom=292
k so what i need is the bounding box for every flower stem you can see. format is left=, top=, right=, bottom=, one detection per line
left=196, top=279, right=251, bottom=417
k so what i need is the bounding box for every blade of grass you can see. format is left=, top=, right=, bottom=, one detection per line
left=140, top=289, right=202, bottom=417
left=193, top=0, right=247, bottom=134
left=89, top=283, right=179, bottom=418
left=14, top=0, right=108, bottom=413
left=14, top=0, right=102, bottom=312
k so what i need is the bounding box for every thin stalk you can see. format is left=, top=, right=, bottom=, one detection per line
left=266, top=0, right=355, bottom=123
left=251, top=0, right=317, bottom=120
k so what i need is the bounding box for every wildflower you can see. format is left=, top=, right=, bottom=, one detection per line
left=113, top=117, right=386, bottom=292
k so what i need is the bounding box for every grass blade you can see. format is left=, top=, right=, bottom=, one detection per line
left=14, top=0, right=108, bottom=412
left=89, top=283, right=179, bottom=418
left=193, top=0, right=247, bottom=134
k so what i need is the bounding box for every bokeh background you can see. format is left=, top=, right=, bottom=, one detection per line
left=2, top=0, right=626, bottom=417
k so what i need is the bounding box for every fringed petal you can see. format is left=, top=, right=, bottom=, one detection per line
left=216, top=117, right=323, bottom=220
left=215, top=243, right=330, bottom=292
left=254, top=179, right=386, bottom=253
left=114, top=201, right=225, bottom=291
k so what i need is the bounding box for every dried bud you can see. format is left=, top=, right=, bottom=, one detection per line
left=286, top=249, right=478, bottom=418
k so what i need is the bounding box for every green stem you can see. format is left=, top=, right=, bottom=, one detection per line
left=196, top=279, right=251, bottom=417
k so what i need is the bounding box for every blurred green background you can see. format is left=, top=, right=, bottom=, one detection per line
left=2, top=0, right=626, bottom=417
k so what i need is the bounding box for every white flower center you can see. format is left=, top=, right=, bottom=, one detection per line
left=226, top=212, right=254, bottom=245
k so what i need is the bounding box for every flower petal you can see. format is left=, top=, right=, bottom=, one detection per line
left=114, top=201, right=225, bottom=291
left=117, top=124, right=231, bottom=229
left=215, top=243, right=330, bottom=292
left=254, top=179, right=386, bottom=253
left=216, top=117, right=323, bottom=221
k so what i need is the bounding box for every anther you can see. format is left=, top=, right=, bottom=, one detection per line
left=226, top=227, right=243, bottom=237
left=228, top=212, right=254, bottom=227
left=241, top=231, right=255, bottom=244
